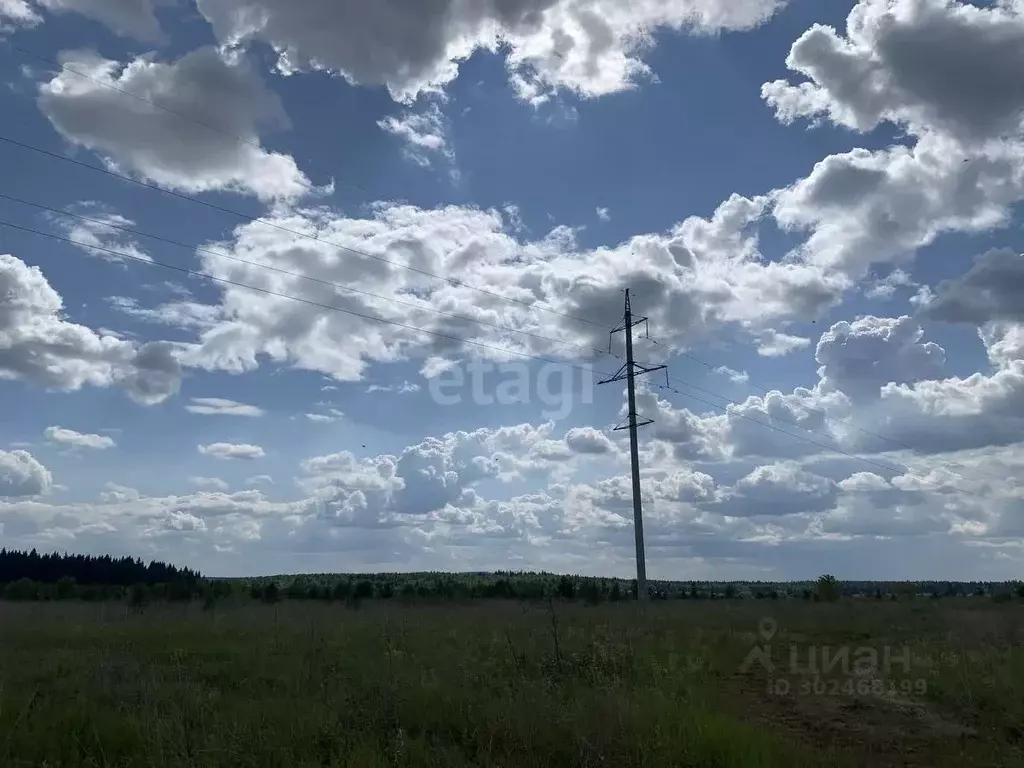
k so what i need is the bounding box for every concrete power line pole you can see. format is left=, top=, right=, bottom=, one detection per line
left=598, top=289, right=667, bottom=601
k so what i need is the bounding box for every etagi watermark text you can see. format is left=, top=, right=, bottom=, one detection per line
left=428, top=360, right=595, bottom=420
left=739, top=619, right=928, bottom=698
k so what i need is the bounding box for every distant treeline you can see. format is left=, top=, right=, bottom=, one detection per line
left=237, top=572, right=1024, bottom=604
left=242, top=573, right=629, bottom=604
left=0, top=548, right=202, bottom=601
left=2, top=550, right=1022, bottom=605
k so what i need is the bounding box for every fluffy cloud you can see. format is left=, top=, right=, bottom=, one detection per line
left=185, top=398, right=265, bottom=417
left=761, top=0, right=1024, bottom=292
left=0, top=450, right=51, bottom=497
left=821, top=478, right=942, bottom=538
left=38, top=47, right=311, bottom=200
left=837, top=471, right=891, bottom=493
left=815, top=315, right=945, bottom=402
left=765, top=2, right=1024, bottom=283
left=664, top=309, right=1024, bottom=461
left=762, top=0, right=1024, bottom=146
left=120, top=341, right=182, bottom=405
left=0, top=253, right=181, bottom=403
left=756, top=328, right=810, bottom=357
left=982, top=323, right=1024, bottom=369
left=0, top=0, right=40, bottom=29
left=300, top=423, right=612, bottom=529
left=648, top=309, right=1024, bottom=462
left=378, top=102, right=452, bottom=167
left=0, top=488, right=302, bottom=553
left=637, top=383, right=848, bottom=463
left=190, top=477, right=230, bottom=491
left=0, top=416, right=1021, bottom=578
left=158, top=193, right=842, bottom=384
left=9, top=0, right=1024, bottom=580
left=772, top=133, right=1024, bottom=280
left=160, top=510, right=208, bottom=533
left=198, top=443, right=266, bottom=460
left=36, top=0, right=162, bottom=41
left=631, top=306, right=1014, bottom=470
left=565, top=427, right=615, bottom=455
left=634, top=388, right=728, bottom=461
left=709, top=463, right=838, bottom=518
left=107, top=295, right=220, bottom=332
left=869, top=361, right=1024, bottom=455
left=306, top=410, right=344, bottom=423
left=44, top=426, right=115, bottom=450
left=865, top=269, right=916, bottom=300
left=50, top=204, right=151, bottom=263
left=196, top=0, right=786, bottom=103
left=925, top=249, right=1024, bottom=325
left=386, top=424, right=560, bottom=516
left=721, top=388, right=845, bottom=460
left=366, top=381, right=420, bottom=395
left=715, top=366, right=749, bottom=384
left=566, top=472, right=704, bottom=532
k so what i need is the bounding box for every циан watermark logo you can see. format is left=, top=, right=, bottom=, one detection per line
left=740, top=618, right=928, bottom=698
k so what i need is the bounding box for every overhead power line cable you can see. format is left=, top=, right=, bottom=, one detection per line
left=2, top=213, right=1006, bottom=501
left=0, top=132, right=608, bottom=330
left=0, top=190, right=613, bottom=359
left=0, top=217, right=615, bottom=377
left=5, top=42, right=378, bottom=200
left=0, top=45, right=1009, bottom=495
left=6, top=43, right=1008, bottom=487
left=1, top=126, right=1005, bottom=493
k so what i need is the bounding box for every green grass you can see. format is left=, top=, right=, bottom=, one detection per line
left=1, top=599, right=1022, bottom=766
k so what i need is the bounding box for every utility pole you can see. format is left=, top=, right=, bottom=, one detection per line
left=598, top=289, right=666, bottom=601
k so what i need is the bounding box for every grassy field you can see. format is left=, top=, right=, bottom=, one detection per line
left=1, top=598, right=1022, bottom=767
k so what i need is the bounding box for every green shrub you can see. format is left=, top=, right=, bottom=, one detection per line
left=353, top=580, right=374, bottom=600
left=3, top=578, right=40, bottom=601
left=332, top=580, right=352, bottom=601
left=128, top=583, right=150, bottom=610
left=816, top=574, right=841, bottom=603
left=262, top=583, right=280, bottom=604
left=56, top=576, right=77, bottom=600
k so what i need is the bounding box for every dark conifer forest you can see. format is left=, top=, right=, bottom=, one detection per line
left=0, top=548, right=201, bottom=600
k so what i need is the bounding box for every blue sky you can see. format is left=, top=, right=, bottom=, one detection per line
left=1, top=0, right=1023, bottom=580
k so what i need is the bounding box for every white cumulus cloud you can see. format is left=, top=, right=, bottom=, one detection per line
left=38, top=47, right=312, bottom=200
left=762, top=0, right=1024, bottom=146
left=0, top=253, right=181, bottom=404
left=198, top=443, right=266, bottom=460
left=44, top=426, right=115, bottom=450
left=767, top=1, right=1024, bottom=283
left=195, top=0, right=787, bottom=104
left=0, top=0, right=40, bottom=30
left=156, top=193, right=843, bottom=385
left=0, top=450, right=52, bottom=497
left=189, top=476, right=230, bottom=491
left=756, top=328, right=811, bottom=357
left=49, top=203, right=151, bottom=263
left=378, top=102, right=452, bottom=167
left=36, top=0, right=163, bottom=41
left=185, top=398, right=265, bottom=417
